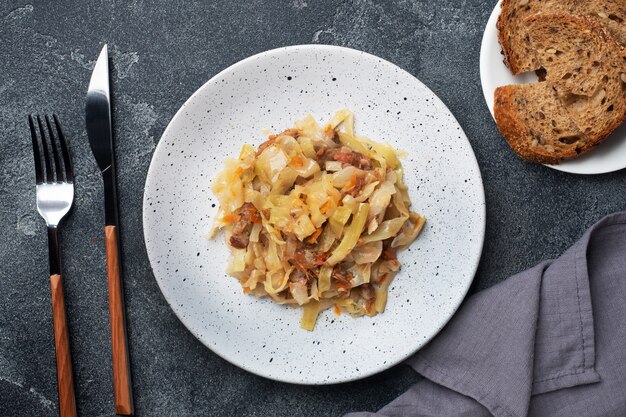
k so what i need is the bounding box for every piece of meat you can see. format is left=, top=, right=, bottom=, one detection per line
left=315, top=146, right=328, bottom=161
left=231, top=218, right=249, bottom=236
left=331, top=266, right=354, bottom=296
left=294, top=176, right=309, bottom=186
left=238, top=202, right=261, bottom=224
left=332, top=148, right=354, bottom=163
left=332, top=266, right=353, bottom=288
left=332, top=146, right=372, bottom=170
left=229, top=234, right=249, bottom=249
left=228, top=204, right=257, bottom=249
left=343, top=173, right=366, bottom=197
left=381, top=247, right=397, bottom=261
left=292, top=242, right=328, bottom=271
left=290, top=269, right=309, bottom=283
left=229, top=219, right=251, bottom=248
left=357, top=156, right=372, bottom=170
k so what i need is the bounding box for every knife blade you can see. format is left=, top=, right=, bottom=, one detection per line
left=86, top=44, right=134, bottom=416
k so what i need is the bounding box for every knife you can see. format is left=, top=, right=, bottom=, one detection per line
left=86, top=44, right=134, bottom=416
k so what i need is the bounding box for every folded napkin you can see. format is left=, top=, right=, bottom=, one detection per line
left=346, top=212, right=626, bottom=417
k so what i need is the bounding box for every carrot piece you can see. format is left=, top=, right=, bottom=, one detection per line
left=307, top=227, right=323, bottom=244
left=291, top=155, right=304, bottom=167
left=346, top=173, right=358, bottom=189
left=320, top=201, right=333, bottom=214
left=222, top=213, right=240, bottom=223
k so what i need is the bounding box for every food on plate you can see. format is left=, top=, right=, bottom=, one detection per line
left=497, top=0, right=626, bottom=75
left=494, top=13, right=626, bottom=164
left=210, top=110, right=425, bottom=330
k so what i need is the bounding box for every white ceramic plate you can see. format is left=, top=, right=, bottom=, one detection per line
left=143, top=45, right=485, bottom=384
left=480, top=1, right=626, bottom=175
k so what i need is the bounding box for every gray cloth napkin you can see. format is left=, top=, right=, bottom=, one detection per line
left=346, top=212, right=626, bottom=417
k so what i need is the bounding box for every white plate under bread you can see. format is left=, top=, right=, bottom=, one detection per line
left=480, top=0, right=626, bottom=175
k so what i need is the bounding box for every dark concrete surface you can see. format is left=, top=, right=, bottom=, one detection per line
left=1, top=1, right=625, bottom=416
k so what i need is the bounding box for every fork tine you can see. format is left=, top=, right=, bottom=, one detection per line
left=53, top=114, right=73, bottom=183
left=28, top=115, right=44, bottom=184
left=36, top=115, right=54, bottom=183
left=45, top=115, right=64, bottom=183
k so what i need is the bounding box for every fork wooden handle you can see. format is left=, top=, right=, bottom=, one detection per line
left=50, top=274, right=77, bottom=417
left=105, top=225, right=134, bottom=415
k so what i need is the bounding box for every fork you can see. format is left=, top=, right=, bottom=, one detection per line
left=29, top=114, right=77, bottom=417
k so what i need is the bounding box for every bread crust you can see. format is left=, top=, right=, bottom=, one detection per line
left=496, top=0, right=517, bottom=74
left=496, top=0, right=523, bottom=74
left=494, top=85, right=568, bottom=164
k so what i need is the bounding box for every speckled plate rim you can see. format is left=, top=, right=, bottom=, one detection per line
left=143, top=44, right=486, bottom=384
left=480, top=0, right=626, bottom=175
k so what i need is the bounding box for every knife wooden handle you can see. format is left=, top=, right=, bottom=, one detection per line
left=50, top=274, right=77, bottom=417
left=105, top=225, right=134, bottom=415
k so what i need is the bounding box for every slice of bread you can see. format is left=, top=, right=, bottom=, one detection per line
left=527, top=15, right=626, bottom=140
left=494, top=14, right=626, bottom=164
left=495, top=83, right=588, bottom=163
left=497, top=0, right=626, bottom=75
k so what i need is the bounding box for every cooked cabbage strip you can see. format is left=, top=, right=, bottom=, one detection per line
left=210, top=110, right=425, bottom=330
left=326, top=203, right=369, bottom=266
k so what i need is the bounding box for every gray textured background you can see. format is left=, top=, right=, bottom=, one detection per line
left=1, top=1, right=625, bottom=416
